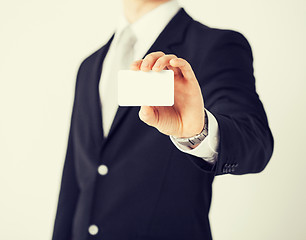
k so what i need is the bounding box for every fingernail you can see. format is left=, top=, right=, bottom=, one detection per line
left=153, top=63, right=160, bottom=70
left=142, top=61, right=148, bottom=67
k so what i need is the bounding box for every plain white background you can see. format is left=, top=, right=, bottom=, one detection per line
left=0, top=0, right=305, bottom=239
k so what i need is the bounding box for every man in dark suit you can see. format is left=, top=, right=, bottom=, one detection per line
left=52, top=0, right=274, bottom=239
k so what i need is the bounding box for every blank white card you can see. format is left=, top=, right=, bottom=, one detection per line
left=118, top=70, right=174, bottom=106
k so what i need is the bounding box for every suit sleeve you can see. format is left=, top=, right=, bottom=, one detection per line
left=186, top=30, right=274, bottom=176
left=52, top=65, right=82, bottom=240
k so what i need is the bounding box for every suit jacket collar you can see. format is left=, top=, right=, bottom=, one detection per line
left=96, top=8, right=193, bottom=143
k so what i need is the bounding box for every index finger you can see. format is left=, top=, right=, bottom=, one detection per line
left=169, top=58, right=196, bottom=81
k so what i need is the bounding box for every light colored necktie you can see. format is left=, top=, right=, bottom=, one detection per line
left=101, top=25, right=136, bottom=138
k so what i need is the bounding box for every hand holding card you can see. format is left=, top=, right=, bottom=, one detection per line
left=129, top=51, right=206, bottom=139
left=118, top=70, right=174, bottom=106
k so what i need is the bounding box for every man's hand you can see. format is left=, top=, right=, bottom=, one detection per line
left=130, top=51, right=205, bottom=138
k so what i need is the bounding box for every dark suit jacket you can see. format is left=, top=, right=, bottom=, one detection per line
left=52, top=8, right=273, bottom=240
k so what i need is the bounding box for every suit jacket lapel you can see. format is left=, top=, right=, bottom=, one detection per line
left=99, top=8, right=193, bottom=142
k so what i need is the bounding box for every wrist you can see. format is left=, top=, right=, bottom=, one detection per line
left=172, top=109, right=208, bottom=147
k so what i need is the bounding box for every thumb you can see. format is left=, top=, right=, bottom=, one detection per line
left=138, top=106, right=157, bottom=127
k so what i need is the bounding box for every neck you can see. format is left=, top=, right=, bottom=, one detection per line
left=123, top=0, right=170, bottom=23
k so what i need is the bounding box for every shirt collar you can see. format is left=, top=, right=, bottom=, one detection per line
left=115, top=0, right=181, bottom=59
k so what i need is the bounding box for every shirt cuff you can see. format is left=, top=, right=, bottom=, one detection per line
left=169, top=109, right=220, bottom=164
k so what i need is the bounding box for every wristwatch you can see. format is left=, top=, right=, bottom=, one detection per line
left=172, top=110, right=208, bottom=147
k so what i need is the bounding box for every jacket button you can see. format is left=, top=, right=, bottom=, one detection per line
left=98, top=164, right=108, bottom=175
left=88, top=224, right=99, bottom=235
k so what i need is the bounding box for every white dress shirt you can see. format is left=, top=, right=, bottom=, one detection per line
left=99, top=0, right=219, bottom=164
